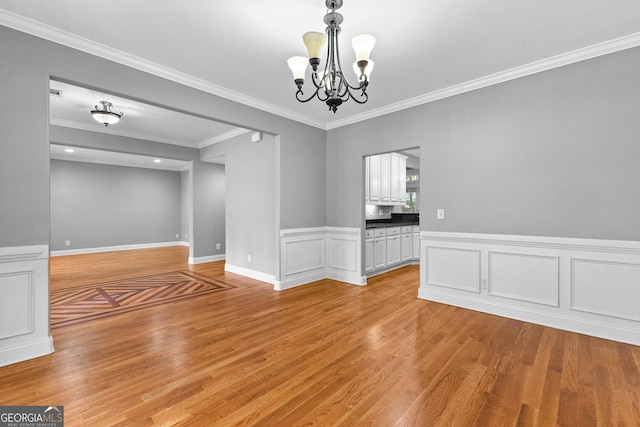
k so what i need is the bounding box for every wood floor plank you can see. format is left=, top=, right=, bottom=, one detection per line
left=0, top=247, right=638, bottom=426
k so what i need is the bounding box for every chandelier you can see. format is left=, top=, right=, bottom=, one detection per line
left=91, top=101, right=123, bottom=126
left=287, top=0, right=375, bottom=113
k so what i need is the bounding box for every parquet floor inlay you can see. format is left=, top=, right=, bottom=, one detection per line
left=50, top=270, right=234, bottom=328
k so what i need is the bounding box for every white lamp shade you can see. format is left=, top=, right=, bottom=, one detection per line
left=353, top=59, right=374, bottom=82
left=303, top=31, right=327, bottom=59
left=91, top=111, right=121, bottom=125
left=287, top=56, right=309, bottom=80
left=352, top=34, right=376, bottom=62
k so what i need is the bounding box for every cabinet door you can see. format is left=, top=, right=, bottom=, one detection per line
left=374, top=237, right=386, bottom=269
left=380, top=153, right=391, bottom=202
left=368, top=155, right=381, bottom=202
left=365, top=238, right=374, bottom=272
left=390, top=154, right=399, bottom=202
left=386, top=235, right=401, bottom=265
left=401, top=233, right=412, bottom=262
left=413, top=232, right=420, bottom=259
left=398, top=155, right=407, bottom=205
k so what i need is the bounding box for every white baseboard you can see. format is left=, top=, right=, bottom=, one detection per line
left=188, top=254, right=225, bottom=264
left=419, top=231, right=640, bottom=346
left=50, top=241, right=185, bottom=256
left=225, top=263, right=276, bottom=286
left=275, top=270, right=326, bottom=291
left=0, top=336, right=54, bottom=368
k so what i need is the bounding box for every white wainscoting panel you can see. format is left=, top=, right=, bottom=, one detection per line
left=278, top=227, right=363, bottom=291
left=425, top=246, right=480, bottom=293
left=326, top=228, right=363, bottom=285
left=283, top=237, right=325, bottom=276
left=419, top=232, right=640, bottom=346
left=489, top=251, right=559, bottom=306
left=0, top=245, right=54, bottom=367
left=571, top=259, right=640, bottom=322
left=0, top=270, right=34, bottom=340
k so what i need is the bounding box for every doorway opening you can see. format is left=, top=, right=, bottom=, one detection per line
left=363, top=147, right=420, bottom=277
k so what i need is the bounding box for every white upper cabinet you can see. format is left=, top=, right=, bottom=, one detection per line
left=365, top=153, right=407, bottom=205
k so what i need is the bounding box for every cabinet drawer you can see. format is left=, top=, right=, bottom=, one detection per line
left=374, top=229, right=386, bottom=237
left=365, top=229, right=374, bottom=239
left=386, top=227, right=401, bottom=236
left=401, top=226, right=413, bottom=234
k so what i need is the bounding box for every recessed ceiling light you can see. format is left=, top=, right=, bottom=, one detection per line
left=64, top=148, right=75, bottom=153
left=154, top=159, right=162, bottom=163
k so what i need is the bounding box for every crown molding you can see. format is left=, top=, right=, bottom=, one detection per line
left=0, top=9, right=326, bottom=130
left=4, top=9, right=640, bottom=132
left=326, top=31, right=640, bottom=130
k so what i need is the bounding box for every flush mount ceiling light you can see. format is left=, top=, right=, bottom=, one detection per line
left=91, top=101, right=123, bottom=126
left=287, top=0, right=375, bottom=113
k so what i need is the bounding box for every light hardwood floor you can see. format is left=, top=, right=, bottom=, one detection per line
left=1, top=246, right=639, bottom=426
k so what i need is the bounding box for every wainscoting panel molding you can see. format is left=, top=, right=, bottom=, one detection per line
left=425, top=246, right=480, bottom=293
left=419, top=232, right=640, bottom=346
left=571, top=258, right=640, bottom=322
left=0, top=245, right=54, bottom=367
left=488, top=251, right=559, bottom=307
left=278, top=227, right=364, bottom=291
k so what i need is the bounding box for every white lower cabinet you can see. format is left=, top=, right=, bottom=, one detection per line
left=385, top=227, right=401, bottom=266
left=364, top=237, right=375, bottom=272
left=401, top=231, right=413, bottom=262
left=412, top=226, right=420, bottom=259
left=373, top=236, right=387, bottom=269
left=366, top=225, right=418, bottom=275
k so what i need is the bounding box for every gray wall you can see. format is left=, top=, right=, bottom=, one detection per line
left=191, top=161, right=226, bottom=258
left=328, top=46, right=640, bottom=241
left=202, top=133, right=276, bottom=274
left=0, top=26, right=325, bottom=278
left=50, top=160, right=181, bottom=251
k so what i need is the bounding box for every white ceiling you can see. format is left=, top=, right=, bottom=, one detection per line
left=49, top=81, right=247, bottom=149
left=50, top=144, right=192, bottom=172
left=3, top=1, right=640, bottom=136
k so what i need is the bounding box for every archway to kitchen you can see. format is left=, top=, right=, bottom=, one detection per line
left=363, top=147, right=421, bottom=279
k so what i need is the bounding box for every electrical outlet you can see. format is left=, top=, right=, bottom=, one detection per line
left=65, top=240, right=71, bottom=246
left=176, top=233, right=179, bottom=239
left=437, top=209, right=445, bottom=220
left=481, top=279, right=488, bottom=289
left=216, top=243, right=221, bottom=250
left=184, top=234, right=188, bottom=239
left=248, top=254, right=252, bottom=263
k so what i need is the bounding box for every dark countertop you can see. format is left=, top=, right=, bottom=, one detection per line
left=365, top=222, right=419, bottom=229
left=366, top=213, right=419, bottom=229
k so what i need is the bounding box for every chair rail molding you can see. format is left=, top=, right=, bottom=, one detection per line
left=419, top=232, right=640, bottom=346
left=0, top=245, right=54, bottom=367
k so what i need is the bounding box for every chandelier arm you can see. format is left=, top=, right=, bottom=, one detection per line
left=295, top=87, right=322, bottom=103
left=347, top=88, right=369, bottom=104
